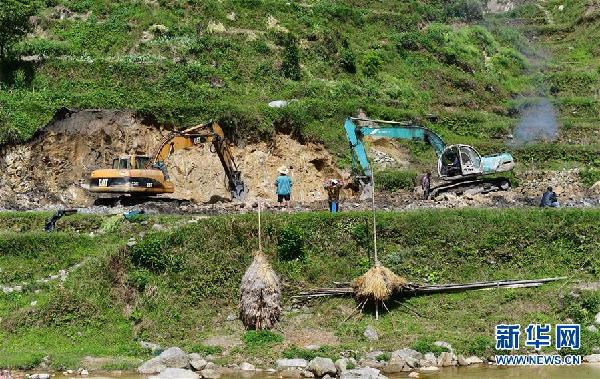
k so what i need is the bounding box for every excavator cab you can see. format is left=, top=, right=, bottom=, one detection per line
left=438, top=145, right=483, bottom=180
left=111, top=155, right=151, bottom=170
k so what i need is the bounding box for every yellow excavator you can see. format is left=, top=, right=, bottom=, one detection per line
left=88, top=121, right=247, bottom=200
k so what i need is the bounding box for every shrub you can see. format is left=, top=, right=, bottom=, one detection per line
left=282, top=345, right=338, bottom=360
left=242, top=330, right=283, bottom=347
left=446, top=0, right=484, bottom=22
left=188, top=344, right=223, bottom=356
left=411, top=338, right=449, bottom=354
left=579, top=169, right=600, bottom=187
left=463, top=335, right=494, bottom=356
left=281, top=34, right=301, bottom=80
left=362, top=51, right=383, bottom=77
left=277, top=224, right=305, bottom=261
left=129, top=233, right=183, bottom=272
left=339, top=45, right=356, bottom=73
left=375, top=170, right=417, bottom=192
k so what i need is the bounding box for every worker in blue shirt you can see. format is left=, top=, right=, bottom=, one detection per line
left=275, top=166, right=293, bottom=207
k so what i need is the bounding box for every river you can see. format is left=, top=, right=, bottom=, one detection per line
left=36, top=364, right=600, bottom=379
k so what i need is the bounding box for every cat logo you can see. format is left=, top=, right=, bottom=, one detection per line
left=99, top=179, right=109, bottom=187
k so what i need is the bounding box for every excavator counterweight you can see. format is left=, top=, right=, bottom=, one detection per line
left=88, top=121, right=247, bottom=200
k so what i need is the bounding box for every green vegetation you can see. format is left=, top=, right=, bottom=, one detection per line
left=0, top=0, right=537, bottom=166
left=375, top=170, right=417, bottom=192
left=1, top=209, right=600, bottom=367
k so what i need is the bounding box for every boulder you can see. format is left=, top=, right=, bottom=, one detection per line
left=334, top=358, right=355, bottom=374
left=239, top=362, right=255, bottom=371
left=340, top=367, right=381, bottom=379
left=364, top=325, right=379, bottom=342
left=391, top=349, right=422, bottom=368
left=437, top=352, right=456, bottom=367
left=584, top=354, right=600, bottom=363
left=365, top=351, right=386, bottom=360
left=465, top=356, right=484, bottom=365
left=587, top=325, right=598, bottom=333
left=149, top=368, right=200, bottom=379
left=302, top=370, right=315, bottom=378
left=457, top=355, right=468, bottom=366
left=159, top=347, right=190, bottom=368
left=382, top=357, right=408, bottom=373
left=138, top=357, right=167, bottom=374
left=189, top=354, right=207, bottom=371
left=418, top=353, right=437, bottom=367
left=308, top=357, right=336, bottom=376
left=277, top=358, right=309, bottom=370
left=200, top=368, right=221, bottom=379
left=408, top=372, right=419, bottom=378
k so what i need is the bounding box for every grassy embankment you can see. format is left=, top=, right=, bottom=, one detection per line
left=1, top=0, right=544, bottom=169
left=0, top=209, right=599, bottom=369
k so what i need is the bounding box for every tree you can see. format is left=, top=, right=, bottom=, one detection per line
left=0, top=0, right=37, bottom=59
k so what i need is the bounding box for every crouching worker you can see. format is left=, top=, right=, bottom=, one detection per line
left=324, top=179, right=343, bottom=213
left=275, top=166, right=293, bottom=207
left=540, top=186, right=560, bottom=208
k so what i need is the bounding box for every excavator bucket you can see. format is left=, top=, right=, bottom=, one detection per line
left=359, top=181, right=374, bottom=201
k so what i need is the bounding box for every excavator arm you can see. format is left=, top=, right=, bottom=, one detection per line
left=344, top=117, right=446, bottom=179
left=153, top=121, right=247, bottom=200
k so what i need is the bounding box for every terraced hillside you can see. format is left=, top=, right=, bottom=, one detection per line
left=0, top=0, right=534, bottom=163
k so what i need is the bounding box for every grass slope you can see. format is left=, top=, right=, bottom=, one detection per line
left=0, top=209, right=599, bottom=369
left=0, top=0, right=534, bottom=165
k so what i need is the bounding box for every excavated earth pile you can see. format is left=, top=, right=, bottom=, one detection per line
left=0, top=109, right=343, bottom=209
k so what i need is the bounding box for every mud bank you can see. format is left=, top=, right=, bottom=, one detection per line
left=0, top=109, right=342, bottom=209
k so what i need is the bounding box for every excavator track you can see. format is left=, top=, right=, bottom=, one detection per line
left=93, top=195, right=194, bottom=207
left=429, top=177, right=511, bottom=199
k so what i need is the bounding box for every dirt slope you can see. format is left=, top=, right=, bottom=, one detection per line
left=0, top=109, right=343, bottom=209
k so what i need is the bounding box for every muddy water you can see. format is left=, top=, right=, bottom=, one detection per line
left=44, top=365, right=600, bottom=378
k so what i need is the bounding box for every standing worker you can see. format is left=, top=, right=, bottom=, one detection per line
left=275, top=166, right=293, bottom=208
left=421, top=172, right=431, bottom=200
left=324, top=179, right=342, bottom=213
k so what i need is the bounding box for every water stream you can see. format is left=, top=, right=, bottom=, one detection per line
left=27, top=364, right=600, bottom=379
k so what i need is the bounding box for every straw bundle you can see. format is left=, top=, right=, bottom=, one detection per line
left=239, top=251, right=282, bottom=330
left=352, top=265, right=408, bottom=302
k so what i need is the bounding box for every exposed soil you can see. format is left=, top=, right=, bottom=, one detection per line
left=0, top=109, right=344, bottom=210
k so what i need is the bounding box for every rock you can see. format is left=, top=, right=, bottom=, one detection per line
left=360, top=360, right=384, bottom=369
left=200, top=368, right=221, bottom=379
left=190, top=358, right=208, bottom=370
left=457, top=355, right=468, bottom=366
left=276, top=358, right=309, bottom=370
left=334, top=358, right=354, bottom=374
left=381, top=357, right=407, bottom=373
left=419, top=366, right=439, bottom=372
left=204, top=362, right=217, bottom=370
left=437, top=352, right=456, bottom=367
left=408, top=372, right=419, bottom=378
left=308, top=357, right=336, bottom=376
left=340, top=367, right=381, bottom=379
left=226, top=12, right=236, bottom=21
left=81, top=369, right=89, bottom=375
left=140, top=340, right=162, bottom=353
left=465, top=356, right=484, bottom=365
left=149, top=368, right=200, bottom=379
left=226, top=313, right=236, bottom=321
left=149, top=24, right=169, bottom=35
left=159, top=347, right=190, bottom=368
left=138, top=357, right=167, bottom=374
left=391, top=349, right=422, bottom=368
left=434, top=341, right=453, bottom=353
left=587, top=325, right=598, bottom=333
left=364, top=325, right=379, bottom=342
left=302, top=370, right=315, bottom=378
left=595, top=312, right=600, bottom=325
left=418, top=353, right=437, bottom=367
left=207, top=21, right=226, bottom=33
left=239, top=362, right=256, bottom=371
left=583, top=354, right=600, bottom=363
left=322, top=375, right=332, bottom=379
